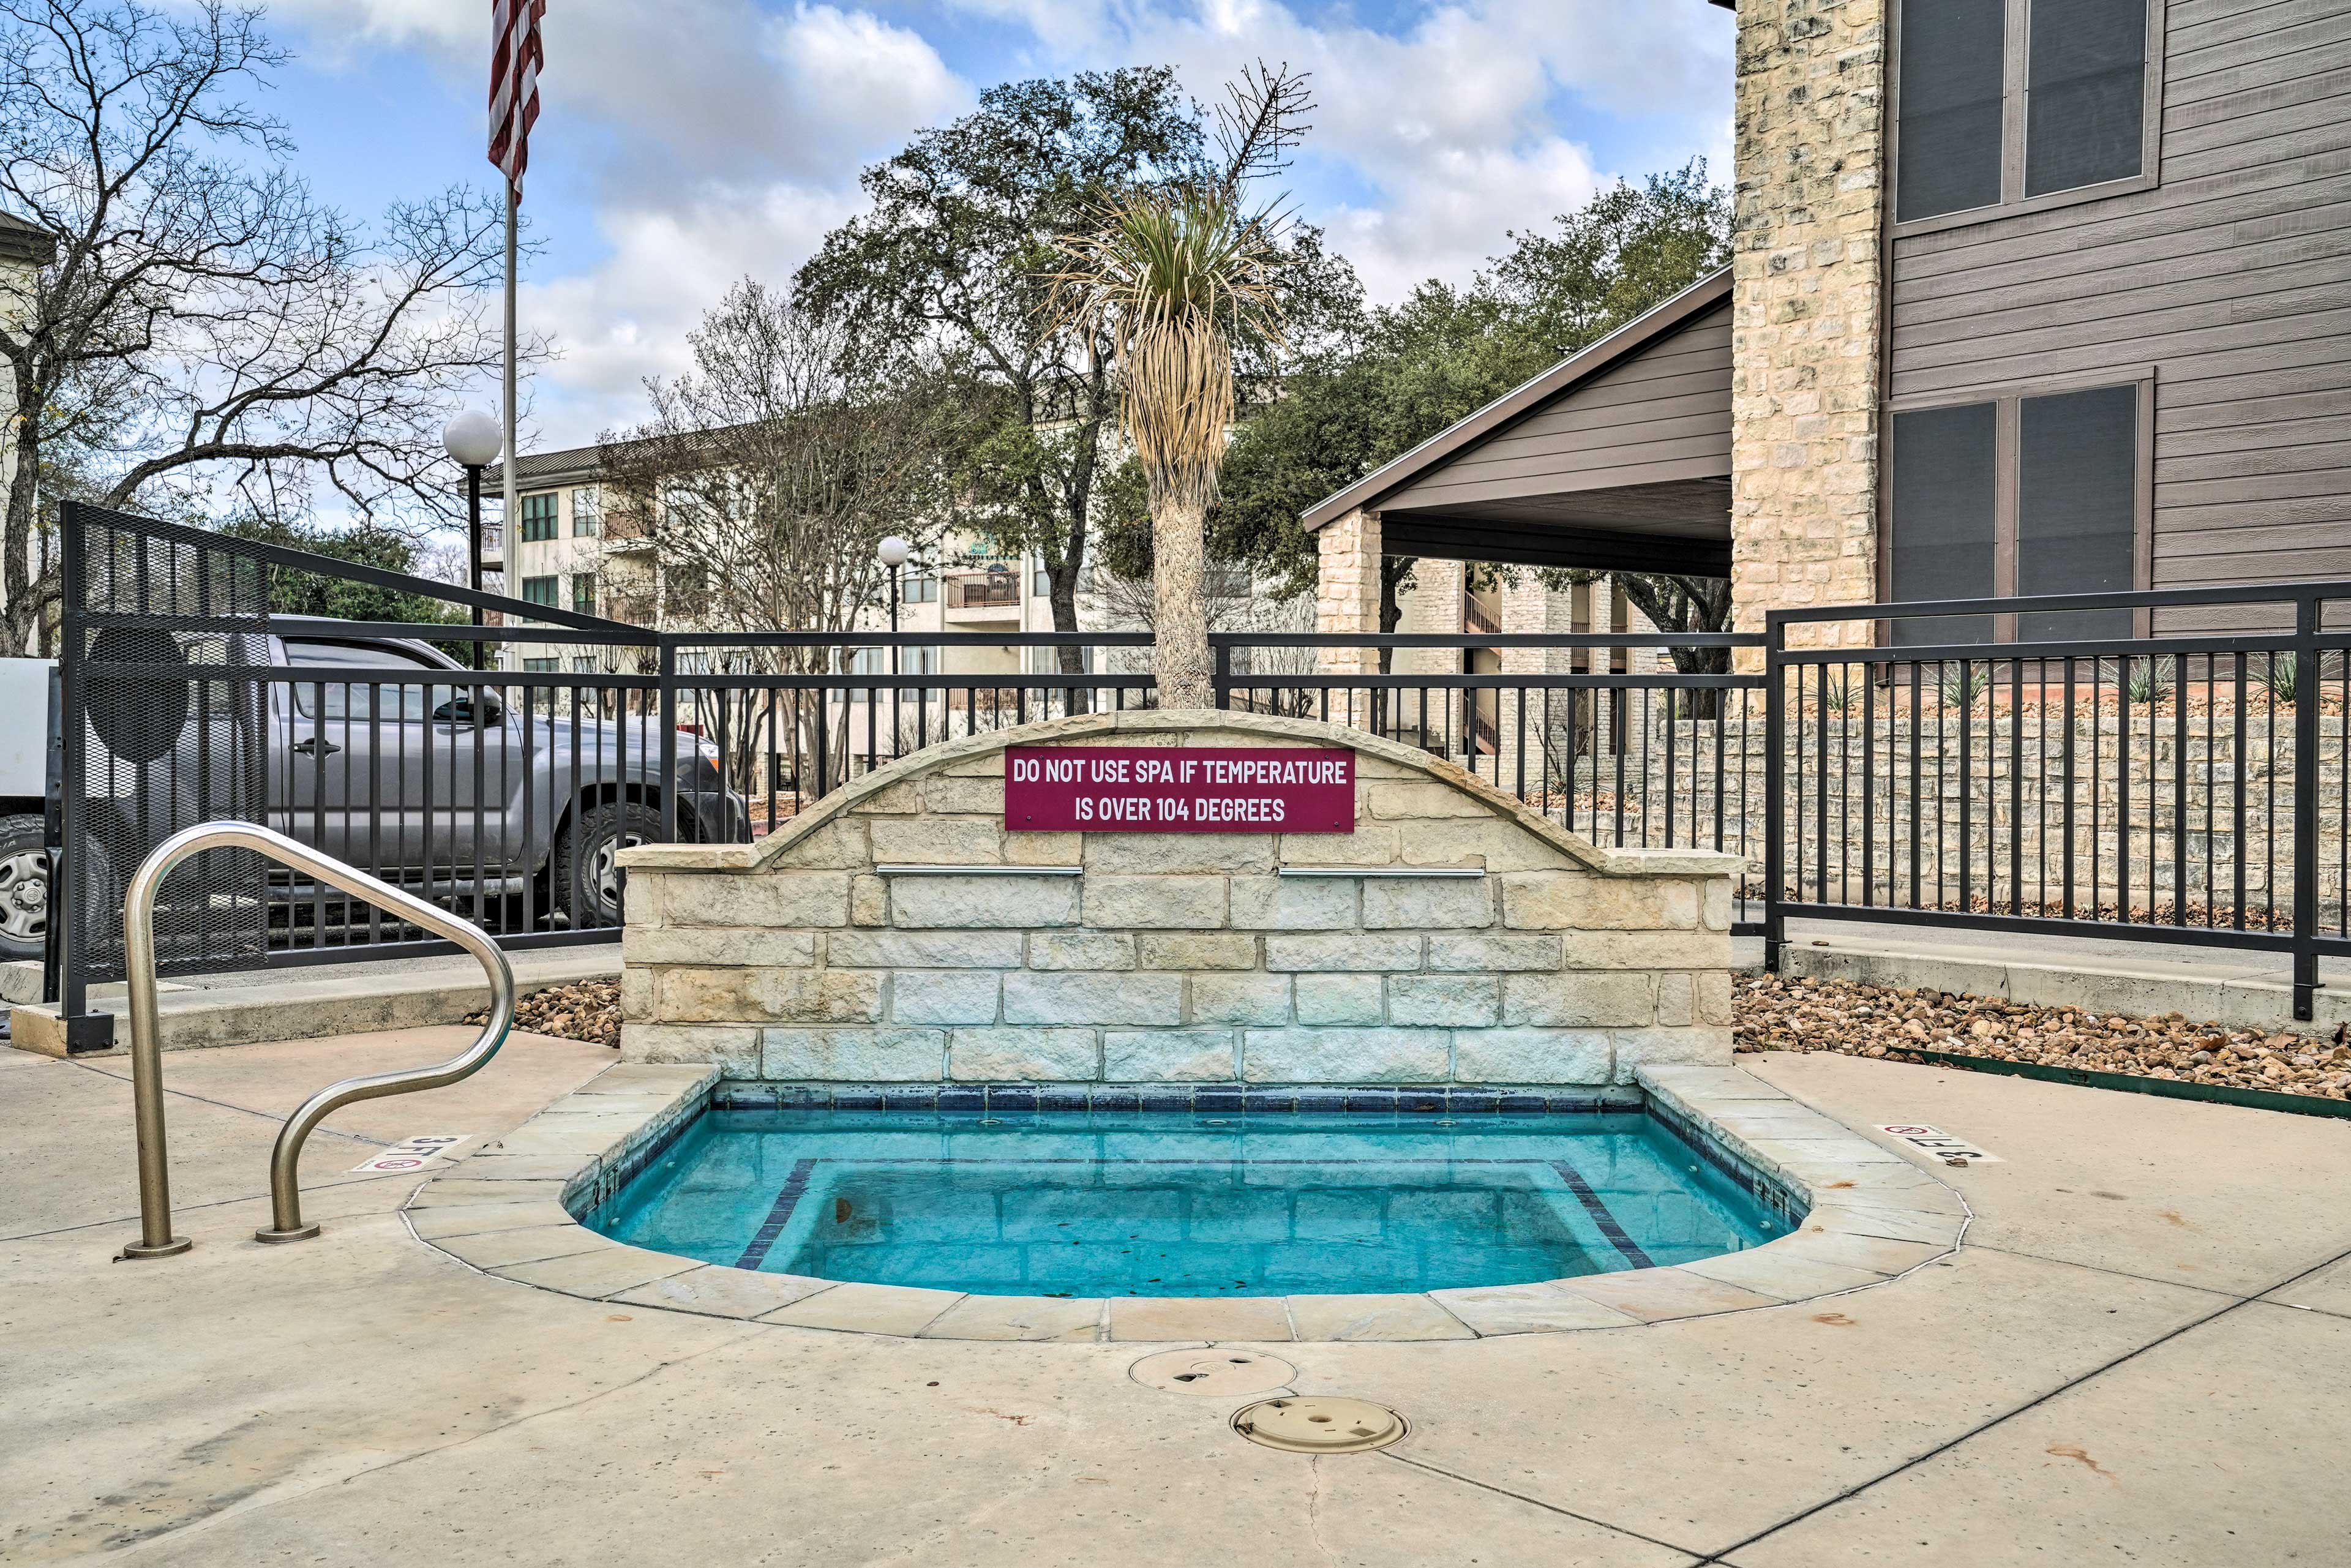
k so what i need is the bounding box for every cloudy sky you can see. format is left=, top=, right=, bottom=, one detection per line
left=261, top=0, right=1734, bottom=452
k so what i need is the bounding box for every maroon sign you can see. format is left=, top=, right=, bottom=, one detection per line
left=1004, top=745, right=1355, bottom=833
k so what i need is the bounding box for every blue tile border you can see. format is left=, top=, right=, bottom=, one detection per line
left=710, top=1082, right=1648, bottom=1115
left=1643, top=1096, right=1807, bottom=1225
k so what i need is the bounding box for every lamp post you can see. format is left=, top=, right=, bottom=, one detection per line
left=878, top=535, right=911, bottom=677
left=443, top=410, right=503, bottom=671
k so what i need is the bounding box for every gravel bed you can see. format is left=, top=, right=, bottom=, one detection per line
left=1737, top=973, right=2351, bottom=1101
left=471, top=980, right=620, bottom=1049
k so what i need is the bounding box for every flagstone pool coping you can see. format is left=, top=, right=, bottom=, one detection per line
left=400, top=1062, right=1970, bottom=1341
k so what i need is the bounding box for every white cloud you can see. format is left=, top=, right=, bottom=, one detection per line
left=769, top=5, right=969, bottom=165
left=959, top=0, right=1734, bottom=298
left=276, top=0, right=1731, bottom=449
left=521, top=182, right=868, bottom=442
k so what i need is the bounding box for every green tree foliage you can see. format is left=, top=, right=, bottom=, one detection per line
left=793, top=67, right=1357, bottom=679
left=1111, top=161, right=1733, bottom=628
left=219, top=517, right=463, bottom=626
left=792, top=69, right=1201, bottom=673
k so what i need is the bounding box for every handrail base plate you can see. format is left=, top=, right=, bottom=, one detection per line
left=118, top=1237, right=192, bottom=1260
left=255, top=1225, right=321, bottom=1244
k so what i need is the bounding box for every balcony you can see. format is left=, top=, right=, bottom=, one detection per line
left=943, top=572, right=1021, bottom=616
left=475, top=522, right=504, bottom=572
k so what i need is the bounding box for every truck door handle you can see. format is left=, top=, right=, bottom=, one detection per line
left=293, top=738, right=342, bottom=756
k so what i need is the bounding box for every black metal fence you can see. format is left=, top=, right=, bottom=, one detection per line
left=47, top=501, right=2351, bottom=1049
left=1764, top=583, right=2351, bottom=1019
left=1212, top=631, right=1766, bottom=902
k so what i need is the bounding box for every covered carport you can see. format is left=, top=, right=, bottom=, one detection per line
left=1305, top=265, right=1733, bottom=661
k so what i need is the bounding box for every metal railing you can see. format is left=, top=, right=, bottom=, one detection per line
left=943, top=574, right=1021, bottom=610
left=1765, top=581, right=2351, bottom=1018
left=1212, top=631, right=1767, bottom=927
left=118, top=820, right=515, bottom=1258
left=61, top=499, right=2351, bottom=1041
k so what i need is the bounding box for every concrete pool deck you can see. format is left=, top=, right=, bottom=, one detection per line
left=6, top=1027, right=2349, bottom=1563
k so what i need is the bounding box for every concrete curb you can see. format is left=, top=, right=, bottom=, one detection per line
left=1765, top=940, right=2348, bottom=1034
left=6, top=944, right=620, bottom=1057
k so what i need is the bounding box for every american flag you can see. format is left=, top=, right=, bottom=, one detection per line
left=488, top=0, right=546, bottom=198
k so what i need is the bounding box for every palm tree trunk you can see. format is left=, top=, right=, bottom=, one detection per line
left=1152, top=493, right=1213, bottom=709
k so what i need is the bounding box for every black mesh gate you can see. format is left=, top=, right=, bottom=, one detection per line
left=59, top=505, right=275, bottom=1022
left=49, top=502, right=652, bottom=1049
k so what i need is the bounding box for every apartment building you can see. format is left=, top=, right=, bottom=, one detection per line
left=1312, top=0, right=2350, bottom=645
left=478, top=438, right=1134, bottom=677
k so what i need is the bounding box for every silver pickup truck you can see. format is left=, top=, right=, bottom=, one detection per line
left=1, top=624, right=749, bottom=961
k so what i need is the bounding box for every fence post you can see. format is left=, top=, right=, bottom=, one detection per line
left=1212, top=640, right=1231, bottom=711
left=51, top=502, right=115, bottom=1051
left=1762, top=613, right=1787, bottom=976
left=2293, top=594, right=2320, bottom=1021
left=657, top=640, right=680, bottom=843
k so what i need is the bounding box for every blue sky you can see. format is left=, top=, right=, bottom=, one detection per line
left=257, top=1, right=1734, bottom=451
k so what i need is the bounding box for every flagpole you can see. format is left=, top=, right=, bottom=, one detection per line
left=500, top=184, right=518, bottom=675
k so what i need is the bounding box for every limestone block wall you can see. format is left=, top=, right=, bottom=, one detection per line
left=1729, top=0, right=1887, bottom=655
left=1313, top=507, right=1383, bottom=677
left=618, top=711, right=1738, bottom=1088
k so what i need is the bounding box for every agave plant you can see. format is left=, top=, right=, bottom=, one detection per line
left=1048, top=66, right=1308, bottom=710
left=2126, top=655, right=2174, bottom=708
left=2265, top=650, right=2301, bottom=706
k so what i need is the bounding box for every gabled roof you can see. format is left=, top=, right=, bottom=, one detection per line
left=1300, top=264, right=1732, bottom=533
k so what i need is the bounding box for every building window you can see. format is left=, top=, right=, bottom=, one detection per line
left=572, top=572, right=598, bottom=617
left=572, top=656, right=599, bottom=674
left=522, top=657, right=561, bottom=672
left=518, top=492, right=560, bottom=542
left=901, top=567, right=936, bottom=604
left=844, top=645, right=941, bottom=693
left=1895, top=0, right=2154, bottom=226
left=2026, top=0, right=2148, bottom=198
left=572, top=488, right=601, bottom=536
left=1888, top=403, right=1998, bottom=645
left=2016, top=384, right=2139, bottom=639
left=520, top=574, right=558, bottom=607
left=1033, top=568, right=1052, bottom=598
left=1895, top=0, right=2004, bottom=223
left=1886, top=379, right=2145, bottom=643
left=1026, top=644, right=1092, bottom=676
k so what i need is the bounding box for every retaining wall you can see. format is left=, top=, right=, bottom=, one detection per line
left=615, top=710, right=1739, bottom=1088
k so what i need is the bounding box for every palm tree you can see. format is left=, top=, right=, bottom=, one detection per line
left=1049, top=64, right=1310, bottom=711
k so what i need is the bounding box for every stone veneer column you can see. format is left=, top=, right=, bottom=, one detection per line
left=1314, top=506, right=1382, bottom=677
left=1729, top=0, right=1888, bottom=662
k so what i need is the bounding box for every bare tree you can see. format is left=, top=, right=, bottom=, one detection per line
left=0, top=0, right=520, bottom=651
left=599, top=280, right=951, bottom=790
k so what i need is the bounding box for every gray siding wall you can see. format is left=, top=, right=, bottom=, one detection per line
left=1888, top=0, right=2351, bottom=628
left=1382, top=302, right=1732, bottom=513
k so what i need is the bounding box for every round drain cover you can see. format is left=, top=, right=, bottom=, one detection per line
left=1130, top=1349, right=1297, bottom=1397
left=1232, top=1397, right=1407, bottom=1454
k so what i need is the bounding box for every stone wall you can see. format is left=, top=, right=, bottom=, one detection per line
left=1729, top=0, right=1886, bottom=656
left=1313, top=507, right=1383, bottom=676
left=618, top=711, right=1737, bottom=1089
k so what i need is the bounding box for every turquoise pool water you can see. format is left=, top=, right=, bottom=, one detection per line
left=587, top=1109, right=1791, bottom=1297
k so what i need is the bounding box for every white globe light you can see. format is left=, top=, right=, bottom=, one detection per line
left=441, top=409, right=503, bottom=468
left=877, top=535, right=912, bottom=569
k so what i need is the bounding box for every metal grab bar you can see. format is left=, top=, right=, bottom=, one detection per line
left=117, top=821, right=516, bottom=1259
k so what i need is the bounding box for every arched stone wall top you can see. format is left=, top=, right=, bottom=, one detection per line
left=621, top=708, right=1741, bottom=882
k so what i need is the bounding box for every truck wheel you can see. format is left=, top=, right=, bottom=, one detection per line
left=0, top=814, right=48, bottom=961
left=552, top=798, right=659, bottom=928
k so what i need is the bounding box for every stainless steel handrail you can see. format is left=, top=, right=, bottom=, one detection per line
left=117, top=821, right=516, bottom=1259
